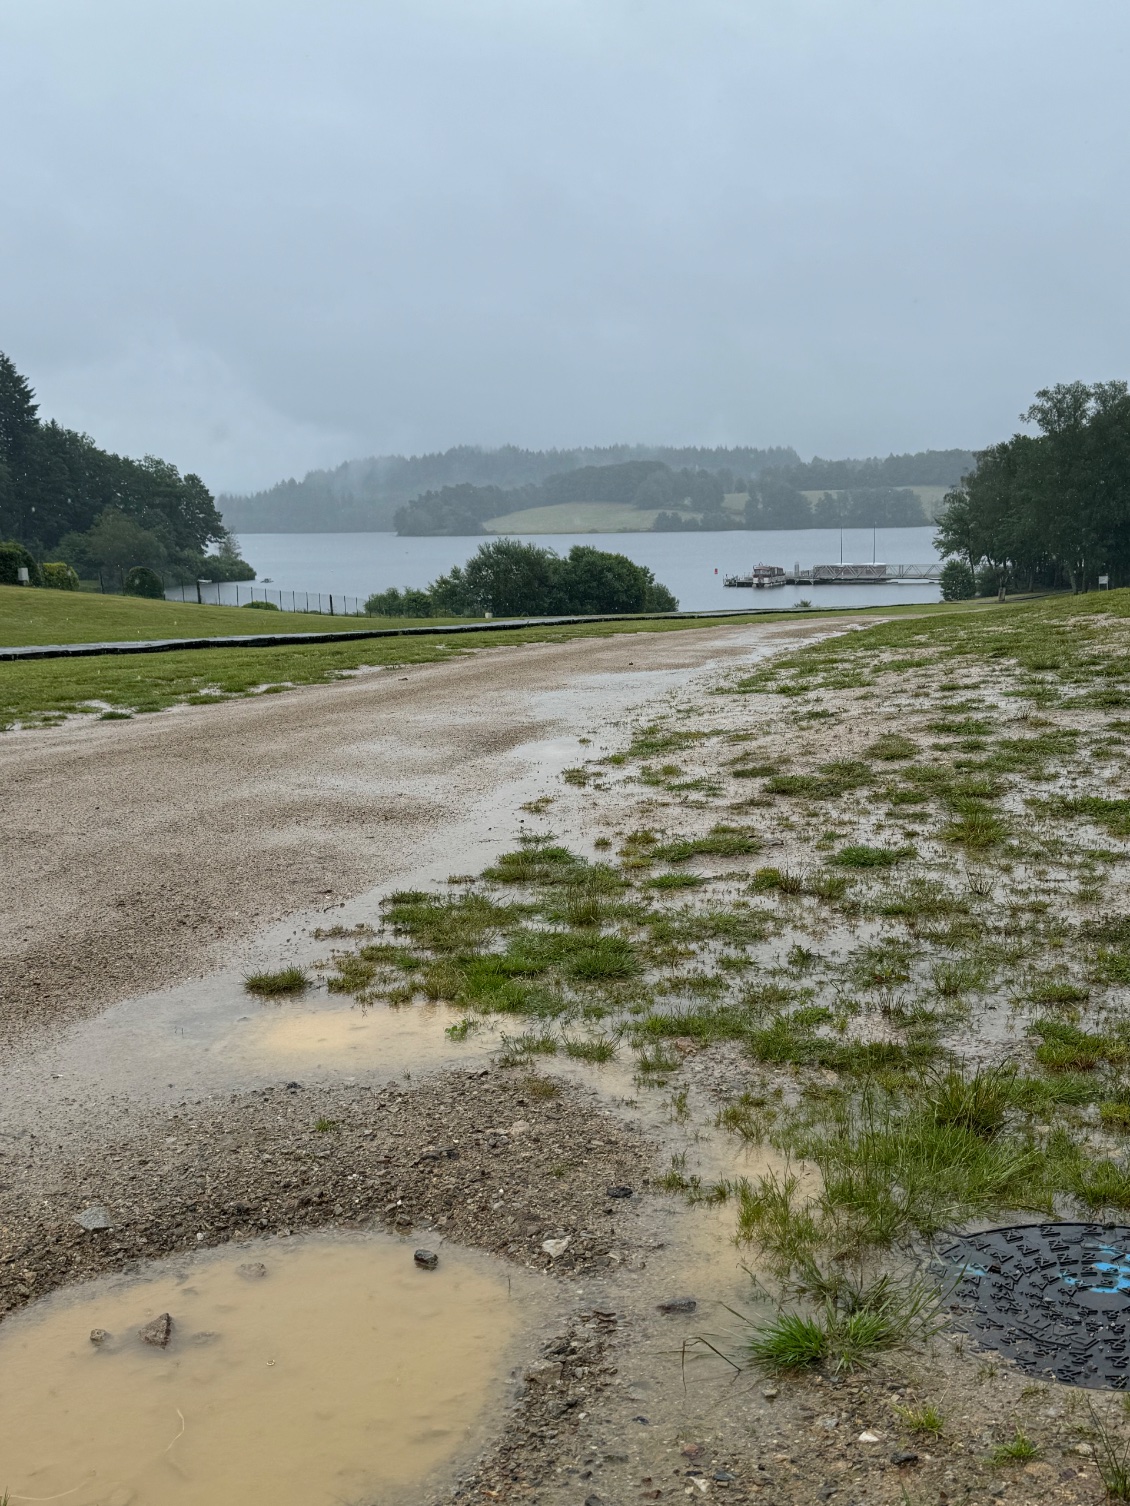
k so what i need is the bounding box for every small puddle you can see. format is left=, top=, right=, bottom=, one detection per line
left=0, top=1232, right=539, bottom=1506
left=240, top=999, right=496, bottom=1076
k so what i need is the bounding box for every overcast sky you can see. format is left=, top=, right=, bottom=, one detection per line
left=2, top=1, right=1128, bottom=493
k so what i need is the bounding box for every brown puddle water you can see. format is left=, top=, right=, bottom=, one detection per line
left=243, top=1000, right=495, bottom=1076
left=0, top=1232, right=538, bottom=1506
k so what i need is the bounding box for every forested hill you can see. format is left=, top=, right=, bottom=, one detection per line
left=222, top=444, right=975, bottom=534
left=393, top=449, right=977, bottom=536
left=788, top=449, right=975, bottom=490
left=219, top=443, right=800, bottom=533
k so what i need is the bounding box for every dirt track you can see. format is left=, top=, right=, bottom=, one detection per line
left=0, top=622, right=828, bottom=1049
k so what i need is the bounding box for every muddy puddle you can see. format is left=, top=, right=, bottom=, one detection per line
left=0, top=1231, right=542, bottom=1506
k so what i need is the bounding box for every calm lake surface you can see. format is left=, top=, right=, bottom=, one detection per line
left=231, top=527, right=942, bottom=614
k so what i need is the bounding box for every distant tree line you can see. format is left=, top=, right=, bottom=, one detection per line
left=393, top=455, right=961, bottom=536
left=935, top=382, right=1130, bottom=599
left=657, top=481, right=931, bottom=532
left=221, top=443, right=800, bottom=533
left=0, top=351, right=253, bottom=586
left=365, top=539, right=678, bottom=617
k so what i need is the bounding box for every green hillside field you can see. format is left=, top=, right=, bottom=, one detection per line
left=0, top=585, right=465, bottom=649
left=479, top=486, right=944, bottom=535
left=483, top=501, right=668, bottom=533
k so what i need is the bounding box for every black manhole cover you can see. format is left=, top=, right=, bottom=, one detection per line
left=935, top=1222, right=1130, bottom=1388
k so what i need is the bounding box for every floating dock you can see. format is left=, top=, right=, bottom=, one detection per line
left=724, top=562, right=942, bottom=588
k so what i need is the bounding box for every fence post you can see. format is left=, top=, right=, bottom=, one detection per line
left=329, top=595, right=334, bottom=616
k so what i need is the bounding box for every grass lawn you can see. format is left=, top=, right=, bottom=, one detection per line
left=0, top=584, right=471, bottom=648
left=0, top=587, right=1019, bottom=730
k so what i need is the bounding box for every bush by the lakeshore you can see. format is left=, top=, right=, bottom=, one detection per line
left=242, top=598, right=280, bottom=610
left=365, top=587, right=436, bottom=617
left=939, top=559, right=975, bottom=600
left=0, top=540, right=42, bottom=586
left=366, top=539, right=678, bottom=618
left=41, top=561, right=79, bottom=590
left=123, top=565, right=165, bottom=599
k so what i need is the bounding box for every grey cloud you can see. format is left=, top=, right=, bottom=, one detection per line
left=1, top=0, right=1127, bottom=491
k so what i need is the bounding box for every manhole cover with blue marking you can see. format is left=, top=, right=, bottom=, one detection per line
left=936, top=1222, right=1130, bottom=1388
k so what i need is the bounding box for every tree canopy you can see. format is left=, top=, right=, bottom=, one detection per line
left=365, top=539, right=678, bottom=617
left=934, top=381, right=1130, bottom=597
left=0, top=350, right=251, bottom=583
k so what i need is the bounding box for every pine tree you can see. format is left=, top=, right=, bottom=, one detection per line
left=0, top=351, right=39, bottom=465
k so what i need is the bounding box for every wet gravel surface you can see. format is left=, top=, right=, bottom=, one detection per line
left=0, top=626, right=784, bottom=1052
left=2, top=613, right=1121, bottom=1506
left=0, top=1068, right=651, bottom=1318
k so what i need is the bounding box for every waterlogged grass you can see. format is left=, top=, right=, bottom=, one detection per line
left=748, top=1277, right=940, bottom=1374
left=243, top=966, right=309, bottom=996
left=237, top=588, right=1130, bottom=1376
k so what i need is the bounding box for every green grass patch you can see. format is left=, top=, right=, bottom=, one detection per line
left=766, top=761, right=872, bottom=800
left=644, top=872, right=705, bottom=891
left=652, top=824, right=761, bottom=862
left=866, top=733, right=918, bottom=761
left=243, top=966, right=309, bottom=996
left=832, top=844, right=910, bottom=869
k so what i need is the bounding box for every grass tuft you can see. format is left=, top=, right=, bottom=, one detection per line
left=833, top=844, right=910, bottom=869
left=991, top=1430, right=1040, bottom=1465
left=243, top=966, right=309, bottom=996
left=893, top=1400, right=945, bottom=1436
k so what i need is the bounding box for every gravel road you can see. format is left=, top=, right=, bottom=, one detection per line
left=0, top=624, right=804, bottom=1050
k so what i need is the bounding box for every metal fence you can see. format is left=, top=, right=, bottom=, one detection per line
left=166, top=580, right=367, bottom=615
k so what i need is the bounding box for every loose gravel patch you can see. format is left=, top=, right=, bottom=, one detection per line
left=0, top=1068, right=652, bottom=1318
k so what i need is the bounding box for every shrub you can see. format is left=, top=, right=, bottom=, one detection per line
left=939, top=559, right=976, bottom=600
left=41, top=561, right=79, bottom=590
left=123, top=565, right=165, bottom=598
left=242, top=598, right=280, bottom=610
left=365, top=587, right=435, bottom=617
left=0, top=540, right=41, bottom=586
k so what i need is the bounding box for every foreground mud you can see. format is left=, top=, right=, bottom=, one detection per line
left=6, top=606, right=1130, bottom=1505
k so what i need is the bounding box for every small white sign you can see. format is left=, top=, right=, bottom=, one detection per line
left=1100, top=574, right=1110, bottom=587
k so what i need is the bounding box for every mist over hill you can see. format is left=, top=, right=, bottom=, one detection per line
left=219, top=444, right=800, bottom=533
left=221, top=444, right=975, bottom=536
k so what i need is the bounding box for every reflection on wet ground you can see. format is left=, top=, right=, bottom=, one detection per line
left=0, top=1231, right=537, bottom=1506
left=240, top=998, right=493, bottom=1075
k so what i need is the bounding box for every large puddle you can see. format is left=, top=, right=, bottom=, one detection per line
left=0, top=1232, right=537, bottom=1506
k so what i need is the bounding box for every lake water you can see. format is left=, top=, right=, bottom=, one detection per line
left=228, top=526, right=942, bottom=614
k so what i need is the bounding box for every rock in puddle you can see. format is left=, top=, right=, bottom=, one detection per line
left=237, top=1262, right=268, bottom=1280
left=139, top=1312, right=174, bottom=1348
left=657, top=1296, right=697, bottom=1314
left=89, top=1327, right=111, bottom=1346
left=414, top=1249, right=439, bottom=1270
